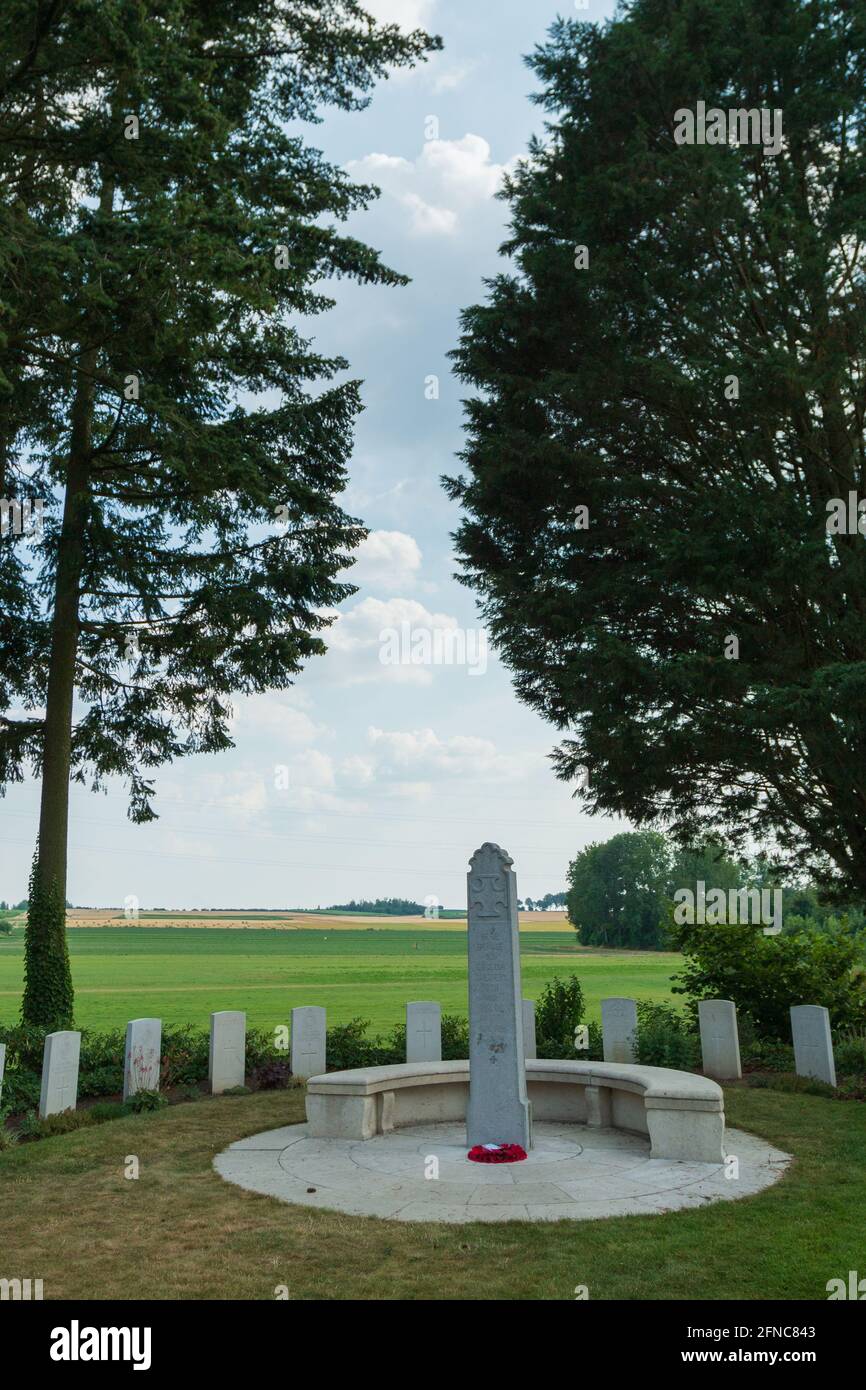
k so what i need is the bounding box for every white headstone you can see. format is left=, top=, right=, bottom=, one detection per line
left=602, top=997, right=637, bottom=1063
left=209, top=1011, right=246, bottom=1094
left=466, top=842, right=532, bottom=1149
left=123, top=1018, right=162, bottom=1101
left=291, top=1005, right=326, bottom=1080
left=522, top=999, right=537, bottom=1060
left=406, top=1001, right=441, bottom=1062
left=791, top=1005, right=836, bottom=1087
left=698, top=999, right=742, bottom=1079
left=0, top=1042, right=5, bottom=1108
left=39, top=1030, right=81, bottom=1118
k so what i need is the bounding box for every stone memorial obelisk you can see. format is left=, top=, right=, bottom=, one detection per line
left=466, top=842, right=532, bottom=1149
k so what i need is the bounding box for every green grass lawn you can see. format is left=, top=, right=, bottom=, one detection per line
left=0, top=1084, right=861, bottom=1299
left=0, top=927, right=679, bottom=1034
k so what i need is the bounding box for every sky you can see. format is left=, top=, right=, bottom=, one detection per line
left=0, top=0, right=626, bottom=911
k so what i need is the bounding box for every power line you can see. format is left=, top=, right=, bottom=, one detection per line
left=0, top=832, right=567, bottom=881
left=0, top=805, right=574, bottom=861
left=56, top=784, right=592, bottom=833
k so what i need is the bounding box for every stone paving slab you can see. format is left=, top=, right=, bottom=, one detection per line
left=213, top=1120, right=791, bottom=1224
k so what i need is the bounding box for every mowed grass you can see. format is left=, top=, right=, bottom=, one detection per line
left=0, top=1085, right=862, bottom=1299
left=0, top=927, right=678, bottom=1033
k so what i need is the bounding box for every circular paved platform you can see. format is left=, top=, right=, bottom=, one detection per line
left=214, top=1121, right=791, bottom=1223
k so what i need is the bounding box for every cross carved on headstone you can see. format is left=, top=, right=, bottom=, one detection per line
left=55, top=1065, right=76, bottom=1110
left=468, top=874, right=508, bottom=919
left=220, top=1042, right=245, bottom=1071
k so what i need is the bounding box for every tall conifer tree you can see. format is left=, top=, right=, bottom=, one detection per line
left=447, top=0, right=866, bottom=901
left=0, top=1, right=439, bottom=1026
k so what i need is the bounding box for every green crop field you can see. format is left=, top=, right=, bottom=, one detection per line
left=0, top=926, right=679, bottom=1034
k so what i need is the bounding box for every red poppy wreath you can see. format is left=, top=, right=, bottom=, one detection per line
left=467, top=1142, right=527, bottom=1164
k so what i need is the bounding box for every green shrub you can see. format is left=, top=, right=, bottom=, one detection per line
left=377, top=1022, right=409, bottom=1065
left=740, top=1037, right=796, bottom=1072
left=246, top=1028, right=286, bottom=1072
left=322, top=1013, right=470, bottom=1070
left=0, top=1126, right=18, bottom=1151
left=834, top=1028, right=866, bottom=1076
left=249, top=1057, right=292, bottom=1090
left=0, top=1022, right=50, bottom=1070
left=669, top=919, right=866, bottom=1040
left=324, top=1017, right=399, bottom=1069
left=634, top=1000, right=701, bottom=1069
left=378, top=1013, right=469, bottom=1063
left=440, top=1013, right=470, bottom=1060
left=80, top=1064, right=124, bottom=1097
left=0, top=1067, right=40, bottom=1113
left=584, top=1019, right=604, bottom=1061
left=123, top=1089, right=167, bottom=1114
left=17, top=1108, right=95, bottom=1140
left=158, top=1025, right=210, bottom=1088
left=534, top=975, right=586, bottom=1059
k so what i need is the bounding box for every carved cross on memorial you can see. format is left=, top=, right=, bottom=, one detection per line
left=466, top=842, right=532, bottom=1149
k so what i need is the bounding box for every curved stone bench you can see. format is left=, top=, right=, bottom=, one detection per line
left=305, top=1058, right=725, bottom=1162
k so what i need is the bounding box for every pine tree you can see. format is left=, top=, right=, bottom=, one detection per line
left=447, top=0, right=866, bottom=901
left=0, top=1, right=439, bottom=1027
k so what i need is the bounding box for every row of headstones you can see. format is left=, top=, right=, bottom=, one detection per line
left=410, top=995, right=837, bottom=1086
left=0, top=1000, right=466, bottom=1118
left=602, top=996, right=837, bottom=1086
left=0, top=995, right=837, bottom=1118
left=0, top=1006, right=330, bottom=1119
left=0, top=1001, right=450, bottom=1119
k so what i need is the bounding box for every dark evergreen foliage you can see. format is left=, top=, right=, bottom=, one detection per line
left=0, top=2, right=439, bottom=1022
left=447, top=0, right=866, bottom=899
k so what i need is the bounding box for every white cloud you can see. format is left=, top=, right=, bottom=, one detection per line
left=290, top=749, right=336, bottom=790
left=161, top=832, right=220, bottom=862
left=195, top=770, right=269, bottom=818
left=324, top=596, right=468, bottom=685
left=235, top=694, right=323, bottom=746
left=347, top=134, right=516, bottom=237
left=352, top=152, right=412, bottom=178
left=431, top=61, right=476, bottom=94
left=347, top=529, right=422, bottom=592
left=304, top=725, right=535, bottom=806
left=341, top=754, right=377, bottom=787
left=401, top=191, right=457, bottom=236
left=420, top=134, right=509, bottom=200
left=367, top=726, right=514, bottom=780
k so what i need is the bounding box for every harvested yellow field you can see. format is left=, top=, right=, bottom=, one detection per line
left=61, top=908, right=572, bottom=932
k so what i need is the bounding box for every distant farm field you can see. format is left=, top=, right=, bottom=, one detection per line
left=0, top=922, right=679, bottom=1034
left=61, top=908, right=572, bottom=932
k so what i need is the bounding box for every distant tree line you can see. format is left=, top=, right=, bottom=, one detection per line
left=324, top=898, right=426, bottom=916
left=518, top=894, right=567, bottom=912
left=566, top=832, right=866, bottom=951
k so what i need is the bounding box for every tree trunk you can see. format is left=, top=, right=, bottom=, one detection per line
left=22, top=176, right=114, bottom=1027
